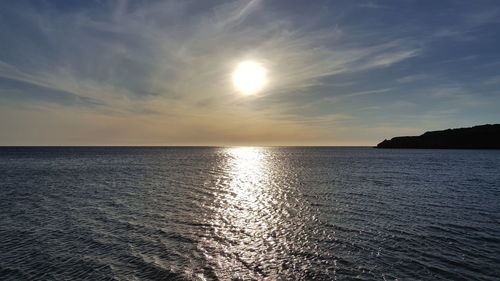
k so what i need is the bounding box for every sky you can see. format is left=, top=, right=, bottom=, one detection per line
left=1, top=0, right=499, bottom=146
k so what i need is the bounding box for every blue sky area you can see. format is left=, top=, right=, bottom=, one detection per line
left=1, top=0, right=499, bottom=145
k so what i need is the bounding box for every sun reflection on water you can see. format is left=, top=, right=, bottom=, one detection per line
left=196, top=147, right=324, bottom=280
left=217, top=147, right=275, bottom=243
left=226, top=147, right=268, bottom=205
left=197, top=147, right=280, bottom=280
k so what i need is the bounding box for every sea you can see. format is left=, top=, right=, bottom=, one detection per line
left=1, top=147, right=499, bottom=281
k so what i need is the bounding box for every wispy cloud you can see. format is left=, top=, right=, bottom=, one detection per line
left=397, top=74, right=436, bottom=83
left=0, top=0, right=498, bottom=145
left=0, top=1, right=419, bottom=111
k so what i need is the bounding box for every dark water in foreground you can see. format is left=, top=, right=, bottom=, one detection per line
left=1, top=147, right=499, bottom=281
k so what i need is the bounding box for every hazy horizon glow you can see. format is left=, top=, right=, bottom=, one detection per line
left=0, top=0, right=499, bottom=146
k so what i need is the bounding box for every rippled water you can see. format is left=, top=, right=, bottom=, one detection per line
left=1, top=147, right=499, bottom=280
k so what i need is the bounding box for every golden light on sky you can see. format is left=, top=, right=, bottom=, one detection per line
left=232, top=61, right=267, bottom=94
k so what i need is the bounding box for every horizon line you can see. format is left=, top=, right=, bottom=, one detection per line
left=0, top=145, right=374, bottom=148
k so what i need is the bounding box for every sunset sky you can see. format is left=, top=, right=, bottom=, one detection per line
left=1, top=0, right=499, bottom=146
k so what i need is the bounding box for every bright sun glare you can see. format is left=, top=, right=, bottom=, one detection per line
left=232, top=61, right=267, bottom=94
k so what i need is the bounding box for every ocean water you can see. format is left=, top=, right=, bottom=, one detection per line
left=1, top=147, right=499, bottom=281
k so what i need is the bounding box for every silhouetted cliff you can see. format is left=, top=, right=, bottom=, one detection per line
left=376, top=124, right=500, bottom=149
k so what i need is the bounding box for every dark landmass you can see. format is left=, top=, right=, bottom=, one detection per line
left=376, top=124, right=500, bottom=149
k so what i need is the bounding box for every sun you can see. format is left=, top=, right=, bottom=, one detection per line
left=232, top=61, right=267, bottom=94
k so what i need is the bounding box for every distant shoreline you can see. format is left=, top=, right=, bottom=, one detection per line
left=376, top=124, right=500, bottom=149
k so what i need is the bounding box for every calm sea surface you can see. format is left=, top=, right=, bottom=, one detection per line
left=1, top=147, right=499, bottom=280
